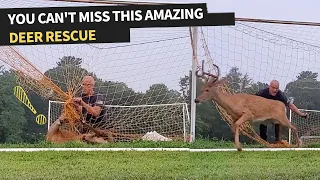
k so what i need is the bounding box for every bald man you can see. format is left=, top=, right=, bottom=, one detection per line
left=256, top=80, right=307, bottom=143
left=72, top=75, right=107, bottom=128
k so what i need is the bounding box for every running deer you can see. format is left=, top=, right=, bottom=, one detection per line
left=194, top=63, right=301, bottom=151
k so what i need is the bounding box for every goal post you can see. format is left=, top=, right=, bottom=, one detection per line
left=48, top=100, right=191, bottom=142
left=189, top=26, right=199, bottom=143
left=289, top=109, right=320, bottom=146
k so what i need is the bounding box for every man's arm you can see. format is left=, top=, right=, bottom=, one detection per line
left=279, top=92, right=308, bottom=118
left=71, top=103, right=83, bottom=114
left=82, top=101, right=101, bottom=117
left=289, top=103, right=308, bottom=118
left=278, top=91, right=289, bottom=107
left=73, top=97, right=102, bottom=117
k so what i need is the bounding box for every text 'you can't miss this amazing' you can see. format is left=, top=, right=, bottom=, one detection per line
left=0, top=3, right=235, bottom=45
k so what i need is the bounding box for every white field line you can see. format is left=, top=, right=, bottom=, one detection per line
left=1, top=147, right=320, bottom=152
left=189, top=148, right=320, bottom=152
left=0, top=148, right=190, bottom=152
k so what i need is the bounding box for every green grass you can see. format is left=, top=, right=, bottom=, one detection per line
left=0, top=139, right=270, bottom=149
left=1, top=138, right=320, bottom=149
left=1, top=139, right=320, bottom=179
left=0, top=140, right=260, bottom=149
left=1, top=150, right=320, bottom=179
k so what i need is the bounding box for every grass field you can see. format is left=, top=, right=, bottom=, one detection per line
left=1, top=139, right=320, bottom=179
left=1, top=150, right=320, bottom=179
left=1, top=138, right=320, bottom=148
left=0, top=139, right=250, bottom=148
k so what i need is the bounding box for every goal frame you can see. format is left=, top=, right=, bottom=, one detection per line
left=289, top=108, right=320, bottom=144
left=47, top=100, right=191, bottom=142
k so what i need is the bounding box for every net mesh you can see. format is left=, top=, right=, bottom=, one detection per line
left=1, top=0, right=319, bottom=147
left=0, top=0, right=193, bottom=142
left=290, top=109, right=320, bottom=146
left=49, top=101, right=189, bottom=142
left=194, top=19, right=320, bottom=148
left=0, top=46, right=80, bottom=128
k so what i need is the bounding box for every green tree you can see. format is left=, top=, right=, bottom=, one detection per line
left=225, top=67, right=255, bottom=93
left=56, top=56, right=82, bottom=67
left=143, top=84, right=183, bottom=105
left=285, top=71, right=320, bottom=110
left=21, top=92, right=48, bottom=143
left=45, top=55, right=97, bottom=93
left=179, top=71, right=191, bottom=104
left=225, top=67, right=243, bottom=93
left=95, top=80, right=141, bottom=106
left=0, top=69, right=27, bottom=143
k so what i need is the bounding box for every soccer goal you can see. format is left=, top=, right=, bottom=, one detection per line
left=4, top=0, right=320, bottom=149
left=0, top=0, right=201, bottom=144
left=289, top=109, right=320, bottom=146
left=48, top=100, right=190, bottom=142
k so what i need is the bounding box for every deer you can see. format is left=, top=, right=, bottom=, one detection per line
left=194, top=62, right=301, bottom=151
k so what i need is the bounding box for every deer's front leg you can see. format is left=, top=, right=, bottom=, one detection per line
left=234, top=112, right=253, bottom=151
left=231, top=124, right=236, bottom=134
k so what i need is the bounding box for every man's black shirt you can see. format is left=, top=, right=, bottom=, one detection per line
left=81, top=93, right=106, bottom=124
left=255, top=88, right=289, bottom=106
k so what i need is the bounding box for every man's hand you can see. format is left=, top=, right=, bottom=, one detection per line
left=299, top=110, right=308, bottom=119
left=72, top=97, right=83, bottom=105
left=289, top=103, right=308, bottom=120
left=301, top=112, right=308, bottom=119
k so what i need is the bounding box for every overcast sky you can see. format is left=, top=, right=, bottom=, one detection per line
left=1, top=0, right=320, bottom=93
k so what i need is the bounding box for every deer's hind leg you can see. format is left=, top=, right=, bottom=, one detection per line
left=233, top=111, right=254, bottom=151
left=276, top=113, right=301, bottom=147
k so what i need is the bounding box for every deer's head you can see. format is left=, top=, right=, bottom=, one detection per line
left=194, top=62, right=226, bottom=103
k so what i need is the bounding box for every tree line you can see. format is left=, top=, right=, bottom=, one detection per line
left=0, top=55, right=319, bottom=143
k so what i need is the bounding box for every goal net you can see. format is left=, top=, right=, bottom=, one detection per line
left=3, top=0, right=320, bottom=148
left=289, top=109, right=320, bottom=146
left=48, top=100, right=190, bottom=142
left=193, top=19, right=320, bottom=147
left=0, top=0, right=195, bottom=143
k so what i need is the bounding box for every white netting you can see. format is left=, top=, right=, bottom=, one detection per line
left=289, top=109, right=320, bottom=146
left=193, top=20, right=320, bottom=147
left=3, top=0, right=320, bottom=147
left=195, top=21, right=320, bottom=92
left=49, top=101, right=189, bottom=141
left=0, top=0, right=194, bottom=143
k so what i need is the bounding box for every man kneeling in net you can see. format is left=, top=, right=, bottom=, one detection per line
left=46, top=76, right=112, bottom=144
